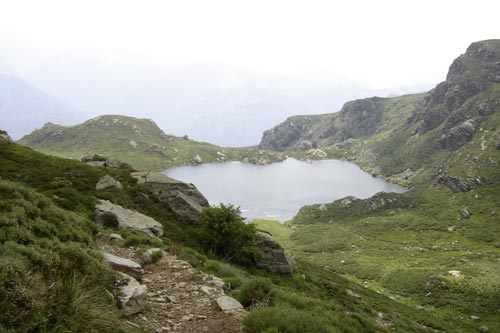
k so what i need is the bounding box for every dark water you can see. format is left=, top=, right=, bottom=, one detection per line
left=165, top=158, right=406, bottom=222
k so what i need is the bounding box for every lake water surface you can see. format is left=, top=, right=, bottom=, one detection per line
left=165, top=158, right=406, bottom=222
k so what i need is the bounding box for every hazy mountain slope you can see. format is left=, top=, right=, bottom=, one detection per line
left=0, top=74, right=84, bottom=140
left=17, top=115, right=287, bottom=171
left=23, top=60, right=428, bottom=146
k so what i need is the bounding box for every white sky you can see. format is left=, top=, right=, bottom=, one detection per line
left=0, top=0, right=499, bottom=88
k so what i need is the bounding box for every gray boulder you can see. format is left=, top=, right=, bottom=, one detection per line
left=115, top=272, right=148, bottom=316
left=96, top=174, right=123, bottom=190
left=95, top=200, right=164, bottom=238
left=255, top=235, right=295, bottom=275
left=215, top=296, right=243, bottom=311
left=460, top=208, right=471, bottom=219
left=131, top=172, right=209, bottom=220
left=102, top=252, right=144, bottom=275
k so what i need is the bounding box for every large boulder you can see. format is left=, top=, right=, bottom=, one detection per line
left=255, top=235, right=295, bottom=275
left=115, top=272, right=148, bottom=316
left=95, top=200, right=164, bottom=238
left=131, top=172, right=209, bottom=220
left=96, top=174, right=123, bottom=190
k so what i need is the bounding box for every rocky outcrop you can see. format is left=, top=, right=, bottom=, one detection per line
left=95, top=200, right=164, bottom=237
left=255, top=235, right=295, bottom=275
left=115, top=272, right=148, bottom=316
left=439, top=119, right=477, bottom=149
left=0, top=131, right=12, bottom=142
left=412, top=40, right=500, bottom=135
left=95, top=174, right=123, bottom=190
left=103, top=252, right=144, bottom=275
left=131, top=172, right=209, bottom=220
left=81, top=154, right=132, bottom=169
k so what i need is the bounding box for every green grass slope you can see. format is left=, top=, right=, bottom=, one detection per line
left=18, top=115, right=287, bottom=171
left=255, top=40, right=500, bottom=332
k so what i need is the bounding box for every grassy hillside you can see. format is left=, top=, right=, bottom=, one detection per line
left=255, top=40, right=500, bottom=332
left=18, top=115, right=287, bottom=171
left=1, top=135, right=475, bottom=332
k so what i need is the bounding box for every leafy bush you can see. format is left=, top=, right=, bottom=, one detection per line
left=178, top=247, right=208, bottom=268
left=95, top=212, right=119, bottom=229
left=197, top=204, right=262, bottom=265
left=236, top=277, right=274, bottom=308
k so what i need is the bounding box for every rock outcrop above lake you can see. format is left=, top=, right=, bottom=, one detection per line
left=95, top=200, right=164, bottom=237
left=132, top=171, right=209, bottom=220
left=255, top=235, right=295, bottom=275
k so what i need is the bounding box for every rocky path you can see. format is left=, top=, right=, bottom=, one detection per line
left=99, top=238, right=246, bottom=333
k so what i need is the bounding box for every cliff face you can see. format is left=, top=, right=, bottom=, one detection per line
left=258, top=40, right=500, bottom=180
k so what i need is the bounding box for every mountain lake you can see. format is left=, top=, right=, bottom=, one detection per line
left=165, top=158, right=407, bottom=222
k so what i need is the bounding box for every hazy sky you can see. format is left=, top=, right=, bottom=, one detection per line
left=0, top=0, right=499, bottom=88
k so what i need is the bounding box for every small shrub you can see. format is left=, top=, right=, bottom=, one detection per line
left=123, top=234, right=163, bottom=248
left=237, top=277, right=274, bottom=308
left=95, top=212, right=119, bottom=229
left=150, top=249, right=163, bottom=263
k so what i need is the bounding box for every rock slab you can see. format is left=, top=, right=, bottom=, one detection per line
left=215, top=296, right=243, bottom=311
left=95, top=200, right=164, bottom=238
left=103, top=252, right=144, bottom=275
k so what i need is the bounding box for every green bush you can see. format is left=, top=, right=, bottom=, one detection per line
left=243, top=306, right=338, bottom=333
left=95, top=212, right=119, bottom=229
left=178, top=247, right=208, bottom=268
left=237, top=277, right=274, bottom=308
left=150, top=249, right=163, bottom=263
left=197, top=204, right=263, bottom=266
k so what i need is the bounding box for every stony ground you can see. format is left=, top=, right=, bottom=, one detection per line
left=99, top=238, right=246, bottom=333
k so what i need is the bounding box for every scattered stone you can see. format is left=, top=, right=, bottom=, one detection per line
left=95, top=200, right=164, bottom=238
left=109, top=233, right=123, bottom=241
left=207, top=276, right=225, bottom=289
left=346, top=289, right=361, bottom=299
left=142, top=248, right=166, bottom=265
left=460, top=208, right=471, bottom=219
left=181, top=314, right=193, bottom=321
left=478, top=325, right=490, bottom=333
left=416, top=305, right=425, bottom=310
left=448, top=270, right=462, bottom=278
left=191, top=154, right=202, bottom=164
left=96, top=174, right=123, bottom=190
left=115, top=272, right=148, bottom=316
left=103, top=252, right=144, bottom=275
left=470, top=315, right=481, bottom=321
left=215, top=296, right=244, bottom=311
left=255, top=235, right=295, bottom=275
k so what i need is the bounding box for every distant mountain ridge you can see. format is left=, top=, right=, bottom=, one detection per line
left=0, top=74, right=85, bottom=140
left=18, top=114, right=287, bottom=171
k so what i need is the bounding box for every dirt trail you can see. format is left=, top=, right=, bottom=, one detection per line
left=99, top=239, right=246, bottom=333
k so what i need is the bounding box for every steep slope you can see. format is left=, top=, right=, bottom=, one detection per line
left=18, top=115, right=286, bottom=171
left=256, top=40, right=500, bottom=332
left=0, top=74, right=84, bottom=140
left=259, top=40, right=500, bottom=184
